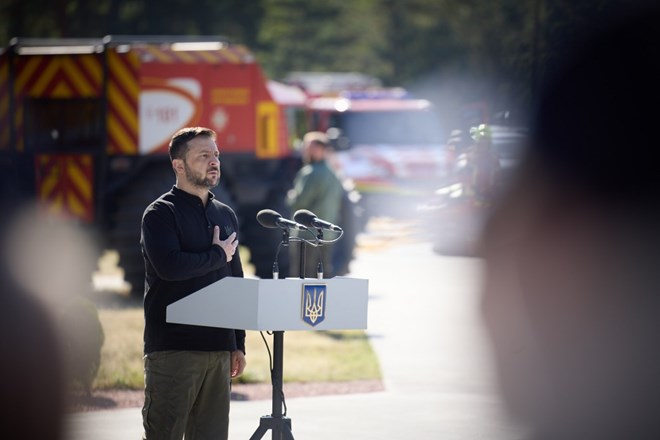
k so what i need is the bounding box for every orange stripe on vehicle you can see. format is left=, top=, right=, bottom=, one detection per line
left=219, top=48, right=241, bottom=64
left=107, top=107, right=138, bottom=152
left=109, top=51, right=140, bottom=98
left=67, top=160, right=93, bottom=202
left=66, top=190, right=87, bottom=218
left=39, top=169, right=60, bottom=200
left=68, top=155, right=94, bottom=221
left=173, top=50, right=196, bottom=63
left=41, top=64, right=95, bottom=98
left=51, top=80, right=73, bottom=97
left=108, top=86, right=138, bottom=135
left=107, top=51, right=139, bottom=154
left=125, top=51, right=140, bottom=70
left=108, top=81, right=139, bottom=134
left=30, top=57, right=61, bottom=96
left=195, top=50, right=219, bottom=63
left=108, top=109, right=138, bottom=154
left=37, top=155, right=62, bottom=200
left=78, top=55, right=103, bottom=88
left=61, top=58, right=94, bottom=96
left=37, top=154, right=58, bottom=175
left=48, top=192, right=64, bottom=214
left=143, top=46, right=175, bottom=63
left=14, top=56, right=43, bottom=92
left=107, top=115, right=135, bottom=154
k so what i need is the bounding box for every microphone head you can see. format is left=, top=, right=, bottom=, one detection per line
left=256, top=209, right=282, bottom=228
left=293, top=209, right=317, bottom=228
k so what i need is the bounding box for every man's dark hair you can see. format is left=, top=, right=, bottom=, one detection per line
left=169, top=127, right=216, bottom=161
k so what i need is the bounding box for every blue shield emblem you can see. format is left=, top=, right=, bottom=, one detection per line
left=302, top=284, right=326, bottom=327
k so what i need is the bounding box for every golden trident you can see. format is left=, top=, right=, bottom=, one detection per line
left=304, top=287, right=325, bottom=324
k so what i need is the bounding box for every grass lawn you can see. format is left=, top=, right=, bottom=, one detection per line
left=93, top=305, right=381, bottom=390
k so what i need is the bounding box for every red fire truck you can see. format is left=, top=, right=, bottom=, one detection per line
left=302, top=87, right=447, bottom=218
left=0, top=36, right=306, bottom=293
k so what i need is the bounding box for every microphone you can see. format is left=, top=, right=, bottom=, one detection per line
left=256, top=209, right=306, bottom=231
left=293, top=209, right=343, bottom=232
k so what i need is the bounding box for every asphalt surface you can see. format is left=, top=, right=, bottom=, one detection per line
left=65, top=219, right=526, bottom=439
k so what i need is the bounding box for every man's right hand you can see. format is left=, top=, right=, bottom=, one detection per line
left=212, top=226, right=238, bottom=262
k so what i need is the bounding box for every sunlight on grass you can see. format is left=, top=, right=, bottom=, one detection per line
left=94, top=308, right=144, bottom=389
left=240, top=330, right=381, bottom=384
left=94, top=306, right=381, bottom=390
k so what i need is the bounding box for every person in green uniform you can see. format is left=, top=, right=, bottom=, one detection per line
left=287, top=131, right=344, bottom=278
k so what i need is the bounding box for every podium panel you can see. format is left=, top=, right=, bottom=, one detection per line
left=166, top=276, right=368, bottom=331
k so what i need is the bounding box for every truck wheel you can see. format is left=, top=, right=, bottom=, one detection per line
left=108, top=165, right=174, bottom=297
left=332, top=189, right=360, bottom=276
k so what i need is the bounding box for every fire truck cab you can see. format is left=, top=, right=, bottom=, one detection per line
left=305, top=88, right=447, bottom=217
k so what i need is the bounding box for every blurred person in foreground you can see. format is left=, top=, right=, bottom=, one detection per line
left=287, top=131, right=344, bottom=278
left=140, top=127, right=246, bottom=440
left=0, top=241, right=65, bottom=440
left=480, top=5, right=660, bottom=440
left=0, top=185, right=65, bottom=439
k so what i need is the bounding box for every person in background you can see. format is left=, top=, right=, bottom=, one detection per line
left=287, top=131, right=344, bottom=278
left=141, top=127, right=246, bottom=440
left=464, top=124, right=500, bottom=206
left=480, top=5, right=660, bottom=440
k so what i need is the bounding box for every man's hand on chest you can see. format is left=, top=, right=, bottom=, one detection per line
left=212, top=226, right=238, bottom=262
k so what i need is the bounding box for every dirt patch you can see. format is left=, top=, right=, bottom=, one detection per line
left=69, top=380, right=385, bottom=413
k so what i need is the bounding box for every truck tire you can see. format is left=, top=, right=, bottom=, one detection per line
left=108, top=164, right=174, bottom=297
left=332, top=188, right=360, bottom=276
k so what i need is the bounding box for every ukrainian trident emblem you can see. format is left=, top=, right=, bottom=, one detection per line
left=302, top=284, right=327, bottom=327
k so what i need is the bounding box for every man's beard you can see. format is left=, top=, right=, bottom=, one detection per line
left=183, top=161, right=220, bottom=189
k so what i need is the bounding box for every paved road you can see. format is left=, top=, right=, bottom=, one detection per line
left=66, top=220, right=525, bottom=439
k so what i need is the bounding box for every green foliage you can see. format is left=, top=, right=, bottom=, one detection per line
left=0, top=0, right=626, bottom=119
left=257, top=0, right=390, bottom=81
left=0, top=0, right=263, bottom=45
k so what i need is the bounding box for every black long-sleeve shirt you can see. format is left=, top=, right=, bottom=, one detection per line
left=140, top=186, right=245, bottom=354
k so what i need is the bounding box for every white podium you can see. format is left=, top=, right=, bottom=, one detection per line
left=166, top=276, right=369, bottom=440
left=167, top=276, right=368, bottom=331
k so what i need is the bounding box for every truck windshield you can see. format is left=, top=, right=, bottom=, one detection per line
left=332, top=110, right=443, bottom=145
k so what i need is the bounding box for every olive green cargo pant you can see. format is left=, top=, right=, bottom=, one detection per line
left=142, top=350, right=232, bottom=440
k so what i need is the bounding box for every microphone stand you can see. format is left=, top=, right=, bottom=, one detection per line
left=272, top=229, right=289, bottom=280
left=315, top=228, right=324, bottom=279
left=298, top=233, right=306, bottom=281
left=250, top=228, right=296, bottom=440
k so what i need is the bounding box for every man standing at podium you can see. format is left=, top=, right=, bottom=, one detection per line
left=140, top=127, right=247, bottom=440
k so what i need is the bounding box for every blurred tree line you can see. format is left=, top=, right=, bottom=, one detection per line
left=0, top=0, right=636, bottom=125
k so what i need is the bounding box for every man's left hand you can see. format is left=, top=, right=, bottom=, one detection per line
left=231, top=350, right=247, bottom=378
